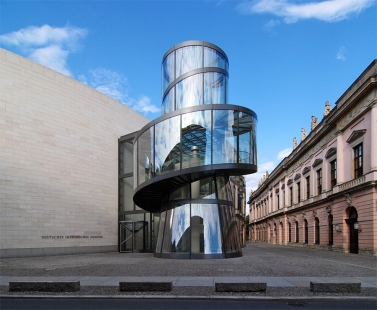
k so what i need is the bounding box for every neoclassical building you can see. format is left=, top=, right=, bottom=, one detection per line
left=248, top=60, right=376, bottom=255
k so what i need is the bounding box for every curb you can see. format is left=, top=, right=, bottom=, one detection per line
left=1, top=294, right=376, bottom=301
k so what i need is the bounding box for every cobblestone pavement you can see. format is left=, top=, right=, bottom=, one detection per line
left=1, top=242, right=376, bottom=277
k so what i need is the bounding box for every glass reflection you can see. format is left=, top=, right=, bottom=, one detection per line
left=120, top=177, right=134, bottom=211
left=162, top=204, right=191, bottom=253
left=138, top=127, right=154, bottom=185
left=219, top=204, right=241, bottom=253
left=182, top=110, right=212, bottom=169
left=176, top=74, right=203, bottom=109
left=155, top=211, right=166, bottom=253
left=155, top=115, right=181, bottom=176
left=170, top=184, right=190, bottom=200
left=213, top=110, right=237, bottom=164
left=216, top=176, right=233, bottom=201
left=204, top=47, right=226, bottom=69
left=120, top=139, right=133, bottom=174
left=191, top=204, right=222, bottom=254
left=162, top=87, right=175, bottom=115
left=204, top=72, right=225, bottom=105
left=162, top=52, right=175, bottom=93
left=191, top=177, right=216, bottom=199
left=176, top=46, right=203, bottom=78
left=238, top=112, right=254, bottom=164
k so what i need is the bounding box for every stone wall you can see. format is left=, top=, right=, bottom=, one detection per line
left=0, top=49, right=150, bottom=257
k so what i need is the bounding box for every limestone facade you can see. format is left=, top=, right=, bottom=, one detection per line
left=248, top=60, right=377, bottom=255
left=0, top=49, right=149, bottom=258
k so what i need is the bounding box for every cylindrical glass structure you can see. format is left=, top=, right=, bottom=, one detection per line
left=133, top=41, right=257, bottom=259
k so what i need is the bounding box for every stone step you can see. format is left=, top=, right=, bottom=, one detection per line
left=9, top=281, right=80, bottom=292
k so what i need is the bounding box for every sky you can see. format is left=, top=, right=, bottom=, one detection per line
left=1, top=0, right=376, bottom=200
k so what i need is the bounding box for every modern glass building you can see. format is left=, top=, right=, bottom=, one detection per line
left=119, top=41, right=257, bottom=258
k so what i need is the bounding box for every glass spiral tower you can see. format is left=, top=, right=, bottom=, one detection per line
left=133, top=41, right=257, bottom=258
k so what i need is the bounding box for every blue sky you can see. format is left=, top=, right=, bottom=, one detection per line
left=1, top=0, right=376, bottom=197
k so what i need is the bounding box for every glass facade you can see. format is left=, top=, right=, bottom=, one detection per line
left=123, top=41, right=257, bottom=259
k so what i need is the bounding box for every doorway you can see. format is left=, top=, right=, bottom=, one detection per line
left=346, top=207, right=358, bottom=254
left=119, top=221, right=148, bottom=253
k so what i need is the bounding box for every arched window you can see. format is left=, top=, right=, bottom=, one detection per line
left=315, top=217, right=320, bottom=244
left=288, top=222, right=291, bottom=243
left=328, top=214, right=333, bottom=246
left=295, top=221, right=299, bottom=243
left=304, top=219, right=308, bottom=244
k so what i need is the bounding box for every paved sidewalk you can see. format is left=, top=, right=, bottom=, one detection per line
left=1, top=276, right=376, bottom=288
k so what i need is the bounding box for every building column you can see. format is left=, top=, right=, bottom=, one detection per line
left=336, top=130, right=345, bottom=184
left=371, top=104, right=377, bottom=171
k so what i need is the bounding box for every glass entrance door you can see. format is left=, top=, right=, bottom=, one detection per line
left=119, top=221, right=148, bottom=253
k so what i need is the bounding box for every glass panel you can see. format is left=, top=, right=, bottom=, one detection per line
left=176, top=46, right=203, bottom=78
left=120, top=139, right=134, bottom=174
left=181, top=110, right=212, bottom=169
left=216, top=175, right=233, bottom=201
left=162, top=52, right=175, bottom=93
left=213, top=110, right=237, bottom=164
left=204, top=72, right=225, bottom=105
left=204, top=47, right=226, bottom=69
left=162, top=204, right=191, bottom=253
left=219, top=204, right=241, bottom=253
left=191, top=177, right=216, bottom=199
left=138, top=127, right=154, bottom=185
left=120, top=177, right=134, bottom=211
left=191, top=204, right=222, bottom=254
left=176, top=74, right=203, bottom=109
left=155, top=211, right=166, bottom=253
left=238, top=112, right=256, bottom=164
left=155, top=116, right=181, bottom=176
left=162, top=87, right=175, bottom=115
left=170, top=184, right=190, bottom=200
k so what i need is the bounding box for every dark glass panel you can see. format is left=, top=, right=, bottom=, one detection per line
left=170, top=184, right=190, bottom=200
left=191, top=177, right=216, bottom=199
left=119, top=177, right=134, bottom=211
left=181, top=110, right=212, bottom=169
left=155, top=211, right=166, bottom=253
left=138, top=127, right=154, bottom=185
left=155, top=116, right=181, bottom=176
left=238, top=112, right=256, bottom=164
left=219, top=204, right=240, bottom=253
left=120, top=139, right=133, bottom=174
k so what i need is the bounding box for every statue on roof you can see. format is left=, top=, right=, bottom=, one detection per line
left=311, top=116, right=318, bottom=130
left=301, top=128, right=307, bottom=141
left=324, top=101, right=332, bottom=116
left=293, top=137, right=298, bottom=149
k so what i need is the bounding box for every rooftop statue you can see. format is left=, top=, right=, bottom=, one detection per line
left=301, top=128, right=307, bottom=141
left=293, top=137, right=298, bottom=149
left=311, top=116, right=318, bottom=130
left=324, top=101, right=332, bottom=116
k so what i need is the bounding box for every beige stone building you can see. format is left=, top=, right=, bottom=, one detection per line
left=0, top=48, right=150, bottom=258
left=248, top=60, right=377, bottom=255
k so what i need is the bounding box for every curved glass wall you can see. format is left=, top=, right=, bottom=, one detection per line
left=135, top=107, right=257, bottom=188
left=154, top=175, right=241, bottom=258
left=162, top=42, right=229, bottom=114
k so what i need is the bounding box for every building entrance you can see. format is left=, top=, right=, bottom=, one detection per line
left=119, top=221, right=148, bottom=253
left=346, top=207, right=358, bottom=254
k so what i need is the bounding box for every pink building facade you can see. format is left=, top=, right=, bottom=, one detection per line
left=248, top=60, right=377, bottom=255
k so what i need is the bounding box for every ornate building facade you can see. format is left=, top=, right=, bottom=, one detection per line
left=248, top=60, right=376, bottom=255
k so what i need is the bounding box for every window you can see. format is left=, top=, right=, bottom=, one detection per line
left=277, top=193, right=280, bottom=209
left=328, top=214, right=333, bottom=246
left=288, top=223, right=291, bottom=242
left=330, top=160, right=337, bottom=188
left=289, top=187, right=293, bottom=206
left=297, top=182, right=301, bottom=202
left=295, top=221, right=299, bottom=243
left=304, top=220, right=308, bottom=244
left=317, top=169, right=322, bottom=195
left=354, top=143, right=363, bottom=178
left=306, top=176, right=310, bottom=199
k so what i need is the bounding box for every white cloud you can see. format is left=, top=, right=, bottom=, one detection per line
left=336, top=46, right=346, bottom=61
left=238, top=0, right=374, bottom=23
left=277, top=147, right=292, bottom=159
left=80, top=68, right=159, bottom=114
left=0, top=24, right=87, bottom=76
